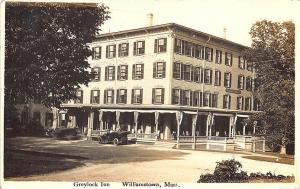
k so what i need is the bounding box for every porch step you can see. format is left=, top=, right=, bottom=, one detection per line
left=154, top=141, right=176, bottom=149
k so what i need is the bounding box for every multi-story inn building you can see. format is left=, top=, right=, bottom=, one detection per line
left=16, top=22, right=265, bottom=151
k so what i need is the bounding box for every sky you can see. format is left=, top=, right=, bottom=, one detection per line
left=98, top=0, right=299, bottom=46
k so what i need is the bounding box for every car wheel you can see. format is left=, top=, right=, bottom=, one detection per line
left=113, top=138, right=119, bottom=146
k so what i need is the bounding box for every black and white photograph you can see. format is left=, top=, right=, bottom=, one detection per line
left=0, top=0, right=298, bottom=188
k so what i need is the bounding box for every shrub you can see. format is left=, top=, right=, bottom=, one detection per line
left=54, top=128, right=77, bottom=138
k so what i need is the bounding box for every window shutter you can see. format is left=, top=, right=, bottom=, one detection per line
left=124, top=90, right=127, bottom=104
left=133, top=42, right=137, bottom=55
left=112, top=67, right=115, bottom=80
left=229, top=73, right=232, bottom=88
left=140, top=89, right=143, bottom=104
left=141, top=64, right=144, bottom=79
left=125, top=65, right=128, bottom=80
left=116, top=89, right=119, bottom=104
left=164, top=38, right=167, bottom=52
left=161, top=88, right=165, bottom=104
left=106, top=46, right=109, bottom=58
left=190, top=91, right=193, bottom=106
left=113, top=45, right=116, bottom=57
left=199, top=92, right=203, bottom=107
left=223, top=95, right=226, bottom=108
left=174, top=38, right=177, bottom=52
left=210, top=70, right=213, bottom=84
left=229, top=95, right=231, bottom=109
left=180, top=90, right=184, bottom=105
left=181, top=64, right=184, bottom=80
left=117, top=66, right=120, bottom=80
left=142, top=41, right=145, bottom=54
left=105, top=67, right=108, bottom=81
left=131, top=89, right=134, bottom=104
left=209, top=93, right=212, bottom=107
left=104, top=90, right=107, bottom=104
left=230, top=54, right=233, bottom=66
left=132, top=65, right=136, bottom=79
left=154, top=39, right=158, bottom=53
left=118, top=44, right=121, bottom=57
left=90, top=91, right=93, bottom=104
left=153, top=62, right=157, bottom=78
left=152, top=88, right=155, bottom=104
left=162, top=62, right=166, bottom=78
left=92, top=47, right=95, bottom=59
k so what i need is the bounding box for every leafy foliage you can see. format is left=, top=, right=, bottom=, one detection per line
left=5, top=2, right=110, bottom=108
left=197, top=159, right=291, bottom=183
left=242, top=20, right=295, bottom=153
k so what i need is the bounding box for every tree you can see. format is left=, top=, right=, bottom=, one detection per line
left=5, top=2, right=110, bottom=108
left=243, top=20, right=295, bottom=154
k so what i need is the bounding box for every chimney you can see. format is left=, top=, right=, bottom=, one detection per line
left=223, top=27, right=227, bottom=39
left=147, top=13, right=153, bottom=27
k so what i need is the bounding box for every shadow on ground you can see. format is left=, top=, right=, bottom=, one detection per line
left=4, top=137, right=187, bottom=178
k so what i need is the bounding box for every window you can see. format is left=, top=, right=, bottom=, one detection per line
left=104, top=90, right=114, bottom=104
left=214, top=70, right=221, bottom=86
left=237, top=96, right=244, bottom=110
left=117, top=65, right=128, bottom=80
left=224, top=72, right=232, bottom=88
left=211, top=93, right=218, bottom=108
left=239, top=56, right=245, bottom=69
left=118, top=43, right=129, bottom=57
left=45, top=113, right=53, bottom=127
left=203, top=92, right=211, bottom=107
left=245, top=97, right=252, bottom=110
left=215, top=50, right=222, bottom=64
left=223, top=94, right=231, bottom=109
left=172, top=89, right=181, bottom=105
left=91, top=67, right=101, bottom=81
left=75, top=90, right=83, bottom=104
left=238, top=75, right=245, bottom=90
left=205, top=47, right=213, bottom=62
left=195, top=45, right=204, bottom=59
left=204, top=69, right=213, bottom=84
left=183, top=64, right=192, bottom=81
left=106, top=45, right=116, bottom=58
left=225, top=52, right=233, bottom=66
left=90, top=90, right=100, bottom=104
left=33, top=112, right=41, bottom=124
left=247, top=62, right=253, bottom=71
left=246, top=77, right=253, bottom=91
left=174, top=38, right=184, bottom=54
left=193, top=91, right=200, bottom=106
left=132, top=64, right=144, bottom=79
left=194, top=67, right=202, bottom=83
left=254, top=98, right=261, bottom=111
left=92, top=47, right=101, bottom=59
left=153, top=62, right=166, bottom=78
left=184, top=42, right=193, bottom=56
left=105, top=66, right=115, bottom=81
left=131, top=89, right=143, bottom=104
left=117, top=89, right=127, bottom=104
left=154, top=38, right=167, bottom=53
left=173, top=62, right=182, bottom=79
left=133, top=41, right=145, bottom=55
left=152, top=88, right=165, bottom=104
left=181, top=90, right=191, bottom=106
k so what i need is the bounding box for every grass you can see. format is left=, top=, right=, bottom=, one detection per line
left=4, top=137, right=187, bottom=178
left=241, top=155, right=294, bottom=165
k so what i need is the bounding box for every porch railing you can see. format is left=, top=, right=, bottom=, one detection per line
left=178, top=136, right=234, bottom=143
left=127, top=133, right=158, bottom=139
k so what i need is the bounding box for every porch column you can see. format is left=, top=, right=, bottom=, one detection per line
left=52, top=108, right=59, bottom=129
left=87, top=110, right=94, bottom=140
left=116, top=111, right=120, bottom=130
left=155, top=111, right=159, bottom=139
left=243, top=123, right=246, bottom=135
left=99, top=110, right=103, bottom=131
left=134, top=111, right=139, bottom=137
left=206, top=113, right=211, bottom=136
left=233, top=114, right=238, bottom=137
left=176, top=111, right=183, bottom=149
left=192, top=112, right=198, bottom=150
left=253, top=121, right=257, bottom=135
left=209, top=113, right=214, bottom=137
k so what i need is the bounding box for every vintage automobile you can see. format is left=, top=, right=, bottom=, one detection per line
left=98, top=130, right=131, bottom=145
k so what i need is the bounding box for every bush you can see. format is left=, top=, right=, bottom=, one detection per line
left=198, top=159, right=291, bottom=183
